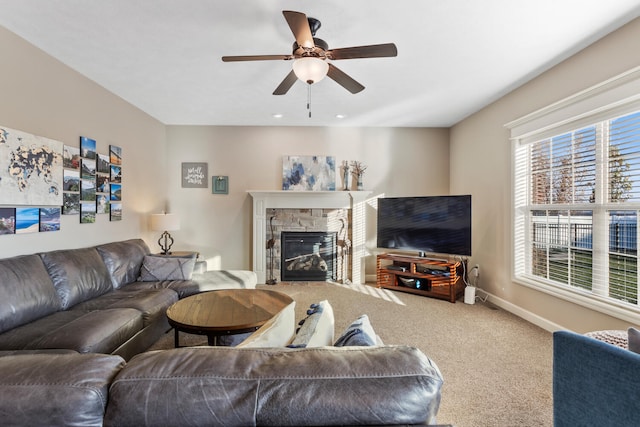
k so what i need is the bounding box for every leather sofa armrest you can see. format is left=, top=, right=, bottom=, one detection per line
left=0, top=353, right=125, bottom=426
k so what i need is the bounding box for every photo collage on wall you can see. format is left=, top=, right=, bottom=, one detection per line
left=63, top=136, right=122, bottom=223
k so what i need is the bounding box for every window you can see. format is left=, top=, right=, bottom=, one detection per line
left=509, top=68, right=640, bottom=321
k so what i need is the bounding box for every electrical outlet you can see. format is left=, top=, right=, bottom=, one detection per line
left=473, top=264, right=480, bottom=277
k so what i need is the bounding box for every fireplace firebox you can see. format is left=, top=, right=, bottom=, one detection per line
left=281, top=231, right=337, bottom=282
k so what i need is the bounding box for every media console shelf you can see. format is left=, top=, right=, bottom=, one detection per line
left=376, top=253, right=465, bottom=303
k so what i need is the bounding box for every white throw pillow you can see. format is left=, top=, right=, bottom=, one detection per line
left=236, top=301, right=296, bottom=348
left=288, top=300, right=335, bottom=348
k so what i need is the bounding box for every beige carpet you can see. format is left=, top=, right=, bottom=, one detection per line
left=148, top=282, right=553, bottom=427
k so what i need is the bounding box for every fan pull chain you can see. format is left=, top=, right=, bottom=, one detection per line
left=307, top=84, right=312, bottom=118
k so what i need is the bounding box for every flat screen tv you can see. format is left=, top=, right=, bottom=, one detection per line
left=377, top=195, right=472, bottom=257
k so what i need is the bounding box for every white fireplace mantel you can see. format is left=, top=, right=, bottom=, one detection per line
left=248, top=190, right=372, bottom=284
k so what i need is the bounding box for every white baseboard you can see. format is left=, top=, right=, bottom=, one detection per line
left=475, top=288, right=566, bottom=332
left=365, top=275, right=565, bottom=332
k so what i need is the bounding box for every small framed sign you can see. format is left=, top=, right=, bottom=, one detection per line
left=212, top=176, right=229, bottom=194
left=181, top=162, right=208, bottom=188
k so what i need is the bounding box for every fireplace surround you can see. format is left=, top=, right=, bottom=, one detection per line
left=249, top=191, right=371, bottom=284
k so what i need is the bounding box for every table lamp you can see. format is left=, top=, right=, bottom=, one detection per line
left=150, top=213, right=180, bottom=255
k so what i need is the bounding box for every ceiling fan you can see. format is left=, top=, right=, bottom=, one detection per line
left=222, top=10, right=397, bottom=95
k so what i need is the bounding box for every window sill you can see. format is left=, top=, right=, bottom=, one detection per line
left=514, top=274, right=640, bottom=325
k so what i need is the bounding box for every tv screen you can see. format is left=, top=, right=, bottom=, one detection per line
left=377, top=195, right=472, bottom=257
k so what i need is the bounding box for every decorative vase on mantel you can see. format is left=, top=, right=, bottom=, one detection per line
left=350, top=161, right=367, bottom=191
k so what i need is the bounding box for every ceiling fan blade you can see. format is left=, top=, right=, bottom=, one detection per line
left=283, top=10, right=314, bottom=48
left=327, top=64, right=365, bottom=94
left=222, top=54, right=291, bottom=62
left=273, top=70, right=298, bottom=95
left=327, top=43, right=398, bottom=60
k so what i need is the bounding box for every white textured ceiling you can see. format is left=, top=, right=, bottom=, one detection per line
left=0, top=0, right=639, bottom=127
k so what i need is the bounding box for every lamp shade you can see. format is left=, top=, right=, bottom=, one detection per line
left=150, top=213, right=180, bottom=231
left=293, top=57, right=329, bottom=84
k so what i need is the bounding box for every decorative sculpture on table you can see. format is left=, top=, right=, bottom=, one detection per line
left=340, top=161, right=350, bottom=191
left=266, top=214, right=277, bottom=285
left=337, top=218, right=351, bottom=284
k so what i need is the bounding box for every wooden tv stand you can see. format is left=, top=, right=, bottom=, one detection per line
left=376, top=253, right=465, bottom=303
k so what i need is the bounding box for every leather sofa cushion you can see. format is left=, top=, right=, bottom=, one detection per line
left=72, top=288, right=178, bottom=327
left=96, top=239, right=150, bottom=289
left=0, top=254, right=61, bottom=334
left=0, top=308, right=143, bottom=354
left=0, top=353, right=125, bottom=427
left=40, top=247, right=113, bottom=309
left=119, top=279, right=199, bottom=299
left=119, top=270, right=258, bottom=299
left=104, top=345, right=443, bottom=426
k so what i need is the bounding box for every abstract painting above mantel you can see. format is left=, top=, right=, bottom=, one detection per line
left=282, top=155, right=335, bottom=191
left=0, top=125, right=63, bottom=205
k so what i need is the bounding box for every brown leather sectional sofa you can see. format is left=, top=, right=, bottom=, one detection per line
left=0, top=239, right=443, bottom=426
left=0, top=239, right=255, bottom=360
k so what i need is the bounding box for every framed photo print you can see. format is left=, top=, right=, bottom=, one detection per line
left=109, top=145, right=122, bottom=165
left=63, top=193, right=80, bottom=215
left=63, top=145, right=80, bottom=169
left=39, top=207, right=61, bottom=232
left=0, top=208, right=16, bottom=235
left=80, top=201, right=96, bottom=224
left=80, top=136, right=96, bottom=160
left=110, top=183, right=122, bottom=201
left=81, top=158, right=96, bottom=179
left=110, top=202, right=122, bottom=221
left=96, top=194, right=109, bottom=214
left=97, top=153, right=110, bottom=174
left=212, top=176, right=229, bottom=194
left=81, top=178, right=96, bottom=201
left=15, top=207, right=40, bottom=234
left=63, top=169, right=80, bottom=192
left=110, top=165, right=122, bottom=183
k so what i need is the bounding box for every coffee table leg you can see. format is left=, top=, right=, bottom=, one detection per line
left=174, top=329, right=180, bottom=348
left=207, top=335, right=217, bottom=346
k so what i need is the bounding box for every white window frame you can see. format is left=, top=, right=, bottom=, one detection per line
left=506, top=66, right=640, bottom=324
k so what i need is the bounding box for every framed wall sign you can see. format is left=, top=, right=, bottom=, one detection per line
left=212, top=176, right=229, bottom=194
left=181, top=162, right=208, bottom=188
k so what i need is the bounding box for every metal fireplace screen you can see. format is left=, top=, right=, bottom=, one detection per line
left=281, top=231, right=337, bottom=281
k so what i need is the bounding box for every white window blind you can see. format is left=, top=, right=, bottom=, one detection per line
left=509, top=67, right=640, bottom=322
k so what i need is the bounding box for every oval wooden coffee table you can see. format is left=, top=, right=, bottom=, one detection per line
left=166, top=289, right=293, bottom=347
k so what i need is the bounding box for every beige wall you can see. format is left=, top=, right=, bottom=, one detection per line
left=165, top=126, right=450, bottom=271
left=0, top=27, right=167, bottom=258
left=450, top=17, right=640, bottom=332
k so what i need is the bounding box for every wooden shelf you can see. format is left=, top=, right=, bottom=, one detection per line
left=376, top=253, right=465, bottom=303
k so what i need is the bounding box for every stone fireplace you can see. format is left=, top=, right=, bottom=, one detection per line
left=249, top=191, right=371, bottom=284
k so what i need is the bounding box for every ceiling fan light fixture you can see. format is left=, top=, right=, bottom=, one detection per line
left=293, top=57, right=328, bottom=84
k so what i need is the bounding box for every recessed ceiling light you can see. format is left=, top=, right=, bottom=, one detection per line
left=272, top=113, right=283, bottom=118
left=335, top=114, right=346, bottom=119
